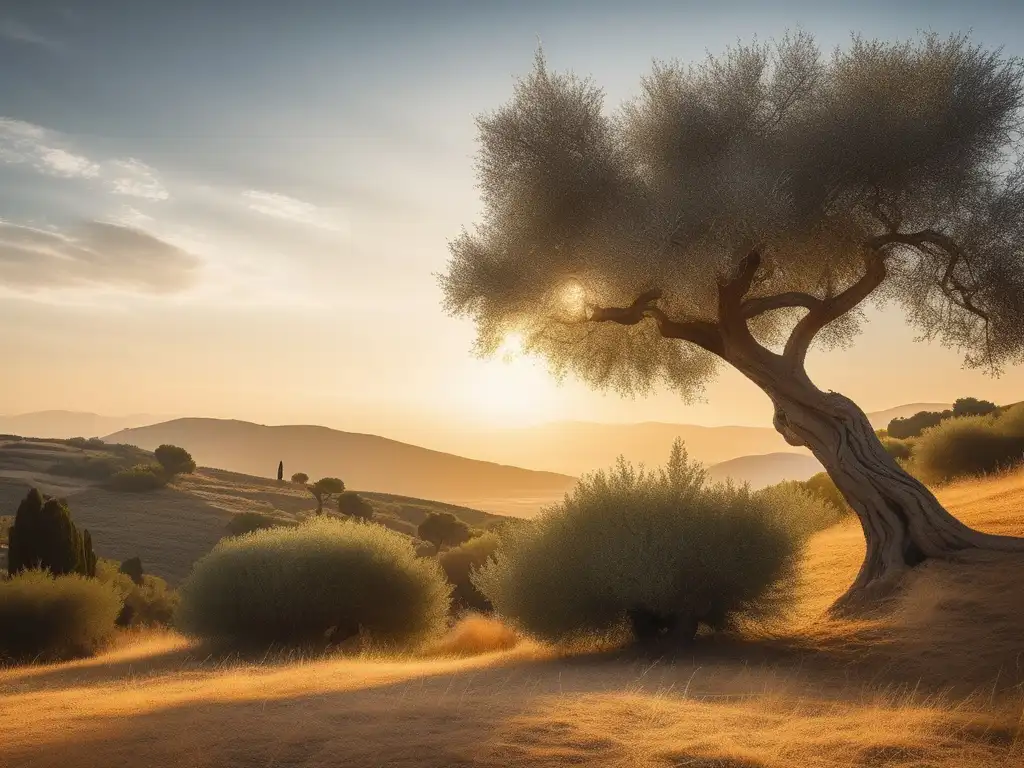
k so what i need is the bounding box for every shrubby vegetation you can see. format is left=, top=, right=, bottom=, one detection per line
left=911, top=408, right=1024, bottom=483
left=439, top=532, right=499, bottom=612
left=418, top=511, right=473, bottom=553
left=290, top=472, right=308, bottom=484
left=7, top=489, right=96, bottom=578
left=95, top=558, right=178, bottom=628
left=154, top=444, right=196, bottom=477
left=337, top=491, right=375, bottom=521
left=754, top=483, right=848, bottom=540
left=474, top=442, right=810, bottom=645
left=108, top=464, right=167, bottom=492
left=0, top=570, right=122, bottom=662
left=888, top=410, right=951, bottom=439
left=177, top=517, right=451, bottom=649
left=887, top=397, right=1001, bottom=439
left=879, top=436, right=913, bottom=462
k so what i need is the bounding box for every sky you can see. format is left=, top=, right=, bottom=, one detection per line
left=2, top=0, right=1024, bottom=443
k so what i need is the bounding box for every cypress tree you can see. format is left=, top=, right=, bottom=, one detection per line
left=7, top=488, right=95, bottom=577
left=277, top=460, right=284, bottom=482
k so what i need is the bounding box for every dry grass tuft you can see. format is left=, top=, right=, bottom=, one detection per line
left=424, top=613, right=522, bottom=657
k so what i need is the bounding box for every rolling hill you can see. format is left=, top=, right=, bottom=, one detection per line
left=105, top=418, right=577, bottom=514
left=0, top=437, right=507, bottom=584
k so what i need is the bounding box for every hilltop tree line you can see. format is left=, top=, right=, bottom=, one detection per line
left=887, top=397, right=1001, bottom=439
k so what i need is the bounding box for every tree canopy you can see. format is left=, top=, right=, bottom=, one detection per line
left=417, top=512, right=472, bottom=553
left=309, top=477, right=345, bottom=514
left=154, top=445, right=196, bottom=477
left=442, top=33, right=1024, bottom=395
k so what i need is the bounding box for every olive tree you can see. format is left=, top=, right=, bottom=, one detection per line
left=440, top=33, right=1024, bottom=610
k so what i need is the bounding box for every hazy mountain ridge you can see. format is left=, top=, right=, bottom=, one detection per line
left=419, top=403, right=951, bottom=477
left=706, top=452, right=824, bottom=490
left=105, top=418, right=577, bottom=514
left=0, top=411, right=169, bottom=439
left=0, top=402, right=953, bottom=499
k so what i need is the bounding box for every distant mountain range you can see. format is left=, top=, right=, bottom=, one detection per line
left=105, top=419, right=577, bottom=515
left=0, top=402, right=953, bottom=510
left=706, top=452, right=824, bottom=490
left=421, top=402, right=951, bottom=477
left=0, top=411, right=168, bottom=439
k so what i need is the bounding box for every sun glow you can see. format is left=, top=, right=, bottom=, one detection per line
left=461, top=332, right=559, bottom=425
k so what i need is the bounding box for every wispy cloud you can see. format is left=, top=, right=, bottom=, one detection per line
left=39, top=147, right=100, bottom=178
left=0, top=118, right=100, bottom=178
left=0, top=118, right=172, bottom=196
left=0, top=220, right=200, bottom=295
left=0, top=18, right=63, bottom=53
left=243, top=190, right=347, bottom=233
left=109, top=158, right=169, bottom=201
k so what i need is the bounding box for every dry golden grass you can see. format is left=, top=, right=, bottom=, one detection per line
left=2, top=470, right=1024, bottom=766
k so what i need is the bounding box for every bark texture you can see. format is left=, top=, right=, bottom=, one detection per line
left=764, top=378, right=1024, bottom=611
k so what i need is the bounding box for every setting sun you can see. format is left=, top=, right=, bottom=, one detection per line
left=461, top=333, right=559, bottom=425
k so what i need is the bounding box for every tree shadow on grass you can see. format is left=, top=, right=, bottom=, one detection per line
left=5, top=640, right=1019, bottom=768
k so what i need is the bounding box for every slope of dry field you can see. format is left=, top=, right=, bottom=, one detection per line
left=0, top=438, right=505, bottom=584
left=1, top=471, right=1023, bottom=767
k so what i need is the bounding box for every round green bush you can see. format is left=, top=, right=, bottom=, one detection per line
left=912, top=414, right=1024, bottom=482
left=177, top=517, right=451, bottom=649
left=0, top=569, right=122, bottom=662
left=473, top=442, right=802, bottom=645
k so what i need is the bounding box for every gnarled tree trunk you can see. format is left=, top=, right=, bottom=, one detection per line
left=743, top=363, right=1024, bottom=612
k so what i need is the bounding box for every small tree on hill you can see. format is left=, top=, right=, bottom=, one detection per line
left=7, top=488, right=96, bottom=577
left=441, top=33, right=1024, bottom=608
left=154, top=444, right=196, bottom=477
left=277, top=460, right=284, bottom=482
left=309, top=477, right=345, bottom=515
left=291, top=472, right=308, bottom=484
left=337, top=491, right=375, bottom=522
left=952, top=397, right=999, bottom=418
left=417, top=512, right=472, bottom=554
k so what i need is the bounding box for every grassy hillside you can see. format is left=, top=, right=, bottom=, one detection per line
left=0, top=438, right=505, bottom=584
left=2, top=468, right=1022, bottom=766
left=105, top=418, right=576, bottom=512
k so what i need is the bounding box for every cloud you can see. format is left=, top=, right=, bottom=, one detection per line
left=39, top=147, right=100, bottom=178
left=0, top=19, right=63, bottom=53
left=0, top=119, right=170, bottom=191
left=0, top=118, right=100, bottom=178
left=108, top=158, right=169, bottom=201
left=0, top=221, right=200, bottom=294
left=243, top=190, right=347, bottom=233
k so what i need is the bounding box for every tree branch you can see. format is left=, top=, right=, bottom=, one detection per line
left=589, top=289, right=724, bottom=355
left=784, top=248, right=888, bottom=365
